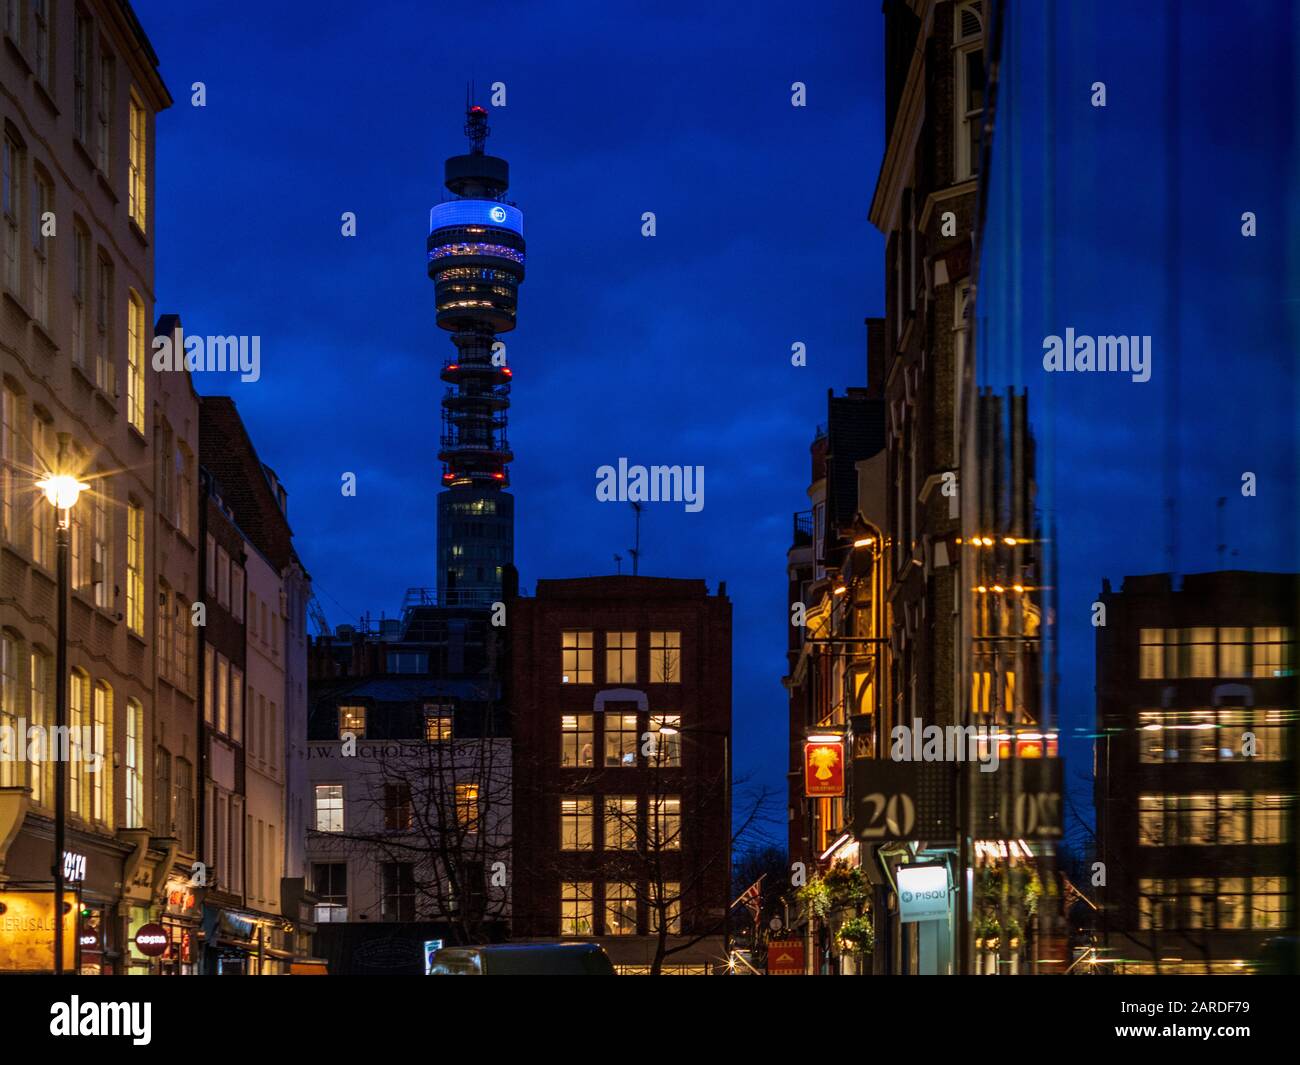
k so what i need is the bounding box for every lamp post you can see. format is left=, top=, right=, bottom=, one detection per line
left=37, top=435, right=89, bottom=976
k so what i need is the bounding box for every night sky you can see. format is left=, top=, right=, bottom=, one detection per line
left=134, top=0, right=882, bottom=800
left=133, top=0, right=1297, bottom=828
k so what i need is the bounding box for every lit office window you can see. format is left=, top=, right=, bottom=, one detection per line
left=314, top=784, right=344, bottom=832
left=561, top=630, right=593, bottom=684
left=560, top=797, right=593, bottom=851
left=561, top=713, right=593, bottom=767
left=649, top=631, right=681, bottom=683
left=605, top=631, right=636, bottom=683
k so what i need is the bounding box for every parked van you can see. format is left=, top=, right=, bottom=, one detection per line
left=428, top=943, right=616, bottom=975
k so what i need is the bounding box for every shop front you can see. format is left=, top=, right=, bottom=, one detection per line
left=202, top=906, right=295, bottom=974
left=157, top=876, right=202, bottom=975
left=0, top=820, right=128, bottom=974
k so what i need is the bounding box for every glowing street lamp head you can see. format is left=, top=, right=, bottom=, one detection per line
left=37, top=474, right=90, bottom=511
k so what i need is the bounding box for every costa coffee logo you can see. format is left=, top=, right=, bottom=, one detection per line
left=134, top=923, right=169, bottom=957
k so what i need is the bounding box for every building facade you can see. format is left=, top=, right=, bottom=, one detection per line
left=510, top=576, right=732, bottom=975
left=0, top=0, right=178, bottom=975
left=1095, top=571, right=1298, bottom=974
left=197, top=396, right=315, bottom=974
left=305, top=603, right=510, bottom=974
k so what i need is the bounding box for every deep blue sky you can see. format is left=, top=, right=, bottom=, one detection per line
left=135, top=0, right=1298, bottom=828
left=134, top=0, right=883, bottom=796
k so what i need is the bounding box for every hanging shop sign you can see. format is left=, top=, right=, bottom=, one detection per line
left=804, top=739, right=845, bottom=797
left=0, top=892, right=77, bottom=971
left=134, top=923, right=169, bottom=957
left=162, top=878, right=200, bottom=919
left=853, top=759, right=957, bottom=841
left=767, top=939, right=806, bottom=976
left=972, top=757, right=1064, bottom=840
left=896, top=864, right=951, bottom=924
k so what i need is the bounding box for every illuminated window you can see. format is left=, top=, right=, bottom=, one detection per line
left=649, top=631, right=681, bottom=683
left=560, top=881, right=593, bottom=936
left=0, top=386, right=16, bottom=540
left=0, top=632, right=17, bottom=790
left=605, top=631, right=636, bottom=683
left=128, top=95, right=148, bottom=232
left=561, top=630, right=593, bottom=684
left=455, top=782, right=481, bottom=833
left=647, top=715, right=681, bottom=767
left=1139, top=707, right=1289, bottom=764
left=560, top=797, right=593, bottom=851
left=604, top=714, right=638, bottom=767
left=313, top=863, right=348, bottom=922
left=124, top=698, right=143, bottom=828
left=1252, top=626, right=1294, bottom=677
left=28, top=650, right=48, bottom=806
left=30, top=418, right=52, bottom=569
left=561, top=713, right=593, bottom=767
left=424, top=705, right=453, bottom=743
left=89, top=681, right=109, bottom=823
left=605, top=882, right=637, bottom=936
left=1219, top=627, right=1248, bottom=677
left=127, top=290, right=145, bottom=432
left=651, top=796, right=682, bottom=851
left=649, top=881, right=682, bottom=935
left=126, top=499, right=144, bottom=632
left=604, top=796, right=637, bottom=851
left=1138, top=877, right=1289, bottom=932
left=338, top=704, right=365, bottom=739
left=314, top=784, right=344, bottom=832
left=1138, top=792, right=1286, bottom=846
left=68, top=670, right=88, bottom=817
left=1138, top=628, right=1165, bottom=679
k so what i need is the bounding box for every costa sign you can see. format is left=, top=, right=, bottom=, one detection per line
left=134, top=923, right=169, bottom=957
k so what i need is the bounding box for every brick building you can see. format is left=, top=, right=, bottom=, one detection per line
left=510, top=576, right=731, bottom=974
left=1095, top=571, right=1298, bottom=974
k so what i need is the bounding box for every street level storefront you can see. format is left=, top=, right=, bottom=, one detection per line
left=158, top=876, right=202, bottom=975
left=0, top=814, right=130, bottom=974
left=201, top=906, right=295, bottom=974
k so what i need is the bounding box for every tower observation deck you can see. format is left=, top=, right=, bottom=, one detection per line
left=430, top=104, right=523, bottom=606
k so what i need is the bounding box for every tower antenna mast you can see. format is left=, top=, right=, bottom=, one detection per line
left=629, top=502, right=643, bottom=576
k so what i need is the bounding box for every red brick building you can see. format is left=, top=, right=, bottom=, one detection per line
left=509, top=576, right=731, bottom=974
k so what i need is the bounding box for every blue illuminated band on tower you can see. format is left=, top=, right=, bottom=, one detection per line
left=432, top=105, right=522, bottom=607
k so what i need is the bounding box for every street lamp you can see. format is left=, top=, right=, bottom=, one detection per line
left=36, top=434, right=89, bottom=976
